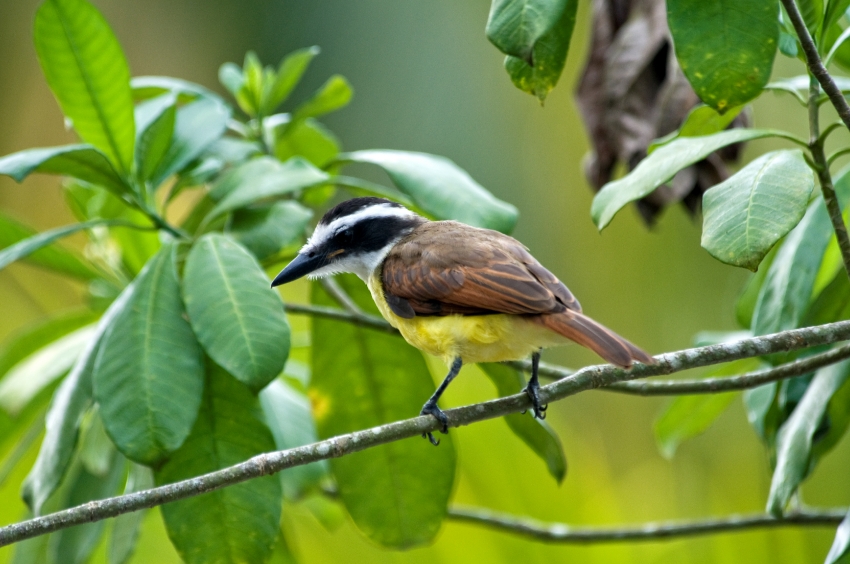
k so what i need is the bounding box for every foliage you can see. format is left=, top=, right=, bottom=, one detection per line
left=2, top=0, right=850, bottom=562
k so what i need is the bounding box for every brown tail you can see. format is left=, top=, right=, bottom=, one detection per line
left=533, top=311, right=655, bottom=368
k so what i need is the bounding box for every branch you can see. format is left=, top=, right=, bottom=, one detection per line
left=807, top=74, right=850, bottom=279
left=285, top=302, right=850, bottom=394
left=602, top=342, right=850, bottom=395
left=447, top=505, right=847, bottom=543
left=782, top=0, right=850, bottom=132
left=2, top=320, right=850, bottom=547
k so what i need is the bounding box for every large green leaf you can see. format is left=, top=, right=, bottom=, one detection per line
left=149, top=97, right=230, bottom=188
left=263, top=46, right=321, bottom=115
left=273, top=117, right=341, bottom=168
left=751, top=167, right=850, bottom=336
left=230, top=200, right=313, bottom=261
left=22, top=286, right=135, bottom=514
left=654, top=358, right=763, bottom=458
left=0, top=218, right=118, bottom=274
left=339, top=150, right=518, bottom=233
left=767, top=360, right=850, bottom=514
left=0, top=214, right=99, bottom=281
left=743, top=381, right=780, bottom=442
left=34, top=0, right=135, bottom=175
left=486, top=0, right=578, bottom=101
left=667, top=0, right=778, bottom=111
left=259, top=379, right=327, bottom=499
left=735, top=246, right=777, bottom=329
left=826, top=510, right=850, bottom=564
left=480, top=363, right=566, bottom=483
left=0, top=145, right=129, bottom=196
left=0, top=324, right=95, bottom=417
left=207, top=156, right=329, bottom=219
left=312, top=275, right=456, bottom=549
left=183, top=234, right=290, bottom=391
left=131, top=76, right=227, bottom=106
left=156, top=363, right=282, bottom=564
left=134, top=93, right=177, bottom=184
left=94, top=244, right=204, bottom=465
left=591, top=129, right=794, bottom=230
left=702, top=150, right=814, bottom=271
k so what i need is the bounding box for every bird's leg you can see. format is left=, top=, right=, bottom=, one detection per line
left=524, top=350, right=547, bottom=419
left=420, top=357, right=462, bottom=446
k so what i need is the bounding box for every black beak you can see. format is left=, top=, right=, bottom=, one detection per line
left=271, top=253, right=326, bottom=287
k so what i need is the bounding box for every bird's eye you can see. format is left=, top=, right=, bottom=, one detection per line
left=308, top=251, right=316, bottom=258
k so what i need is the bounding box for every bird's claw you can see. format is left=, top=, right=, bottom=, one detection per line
left=420, top=401, right=449, bottom=446
left=523, top=382, right=548, bottom=420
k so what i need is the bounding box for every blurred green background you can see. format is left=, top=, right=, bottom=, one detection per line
left=0, top=0, right=847, bottom=562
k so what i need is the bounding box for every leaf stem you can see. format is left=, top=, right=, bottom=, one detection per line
left=2, top=320, right=850, bottom=547
left=446, top=505, right=847, bottom=542
left=807, top=75, right=850, bottom=280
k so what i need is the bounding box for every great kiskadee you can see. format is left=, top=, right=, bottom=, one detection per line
left=272, top=197, right=653, bottom=444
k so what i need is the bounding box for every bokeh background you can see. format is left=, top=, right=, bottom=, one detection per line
left=0, top=0, right=847, bottom=562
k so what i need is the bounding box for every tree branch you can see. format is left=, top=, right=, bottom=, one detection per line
left=782, top=0, right=850, bottom=131
left=447, top=505, right=847, bottom=543
left=2, top=320, right=850, bottom=547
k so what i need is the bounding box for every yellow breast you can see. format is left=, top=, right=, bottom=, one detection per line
left=366, top=273, right=564, bottom=364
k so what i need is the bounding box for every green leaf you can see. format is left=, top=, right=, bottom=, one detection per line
left=767, top=359, right=850, bottom=514
left=765, top=75, right=850, bottom=103
left=218, top=62, right=244, bottom=98
left=339, top=150, right=518, bottom=232
left=701, top=150, right=815, bottom=271
left=131, top=76, right=228, bottom=107
left=109, top=463, right=153, bottom=564
left=94, top=244, right=204, bottom=465
left=149, top=97, right=230, bottom=188
left=805, top=269, right=850, bottom=326
left=264, top=46, right=321, bottom=114
left=480, top=363, right=566, bottom=483
left=240, top=52, right=264, bottom=117
left=825, top=0, right=850, bottom=36
left=486, top=0, right=578, bottom=101
left=0, top=219, right=117, bottom=274
left=156, top=363, right=282, bottom=564
left=52, top=451, right=126, bottom=564
left=799, top=0, right=825, bottom=38
left=591, top=129, right=792, bottom=230
left=736, top=246, right=777, bottom=328
left=273, top=117, right=341, bottom=168
left=826, top=510, right=850, bottom=564
left=207, top=156, right=329, bottom=219
left=259, top=379, right=327, bottom=499
left=135, top=93, right=177, bottom=183
left=778, top=30, right=800, bottom=59
left=667, top=0, right=778, bottom=111
left=78, top=407, right=115, bottom=476
left=0, top=324, right=96, bottom=417
left=22, top=286, right=134, bottom=514
left=0, top=145, right=129, bottom=196
left=311, top=275, right=456, bottom=549
left=654, top=359, right=763, bottom=458
left=34, top=0, right=135, bottom=175
left=751, top=169, right=850, bottom=336
left=0, top=213, right=98, bottom=281
left=648, top=105, right=744, bottom=153
left=230, top=200, right=313, bottom=261
left=744, top=381, right=780, bottom=442
left=183, top=234, right=290, bottom=390
left=292, top=75, right=352, bottom=122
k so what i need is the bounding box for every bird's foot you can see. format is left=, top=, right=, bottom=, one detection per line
left=523, top=380, right=548, bottom=420
left=420, top=401, right=449, bottom=446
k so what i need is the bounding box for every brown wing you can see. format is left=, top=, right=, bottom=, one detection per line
left=381, top=221, right=581, bottom=317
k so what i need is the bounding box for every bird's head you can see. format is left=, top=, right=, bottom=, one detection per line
left=271, top=197, right=425, bottom=286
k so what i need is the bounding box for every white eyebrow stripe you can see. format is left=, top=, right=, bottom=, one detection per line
left=304, top=204, right=416, bottom=251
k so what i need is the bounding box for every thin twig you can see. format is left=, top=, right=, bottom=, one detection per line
left=319, top=278, right=365, bottom=315
left=601, top=342, right=850, bottom=395
left=2, top=320, right=850, bottom=547
left=807, top=74, right=850, bottom=279
left=782, top=0, right=850, bottom=132
left=447, top=505, right=847, bottom=543
left=284, top=302, right=398, bottom=334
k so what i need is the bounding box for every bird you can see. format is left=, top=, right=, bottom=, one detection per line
left=271, top=197, right=654, bottom=444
